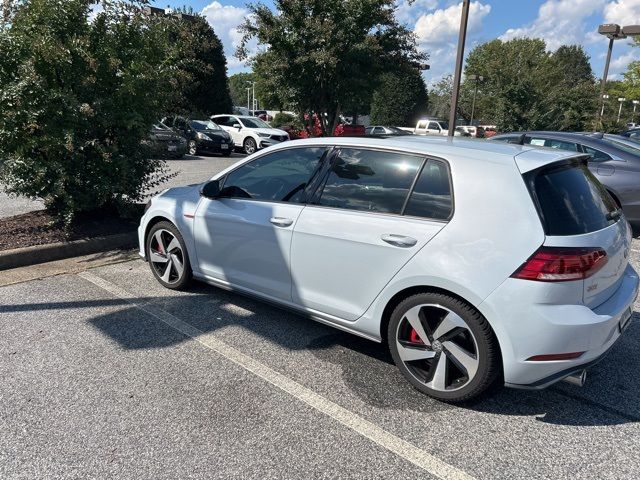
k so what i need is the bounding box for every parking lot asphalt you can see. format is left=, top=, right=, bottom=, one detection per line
left=2, top=243, right=640, bottom=479
left=0, top=152, right=245, bottom=219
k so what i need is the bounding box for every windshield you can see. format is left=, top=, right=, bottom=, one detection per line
left=191, top=120, right=221, bottom=131
left=240, top=117, right=271, bottom=128
left=152, top=123, right=172, bottom=131
left=388, top=127, right=411, bottom=135
left=602, top=138, right=640, bottom=155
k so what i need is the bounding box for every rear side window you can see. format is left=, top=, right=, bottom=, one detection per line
left=581, top=145, right=611, bottom=162
left=315, top=148, right=423, bottom=214
left=525, top=161, right=618, bottom=235
left=404, top=160, right=453, bottom=220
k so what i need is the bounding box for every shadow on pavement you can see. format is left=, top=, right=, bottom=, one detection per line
left=8, top=279, right=639, bottom=427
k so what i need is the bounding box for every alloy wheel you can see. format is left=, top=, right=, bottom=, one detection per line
left=244, top=138, right=257, bottom=154
left=395, top=304, right=479, bottom=392
left=148, top=229, right=186, bottom=285
left=188, top=140, right=197, bottom=155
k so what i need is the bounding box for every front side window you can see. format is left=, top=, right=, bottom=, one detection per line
left=404, top=160, right=453, bottom=220
left=220, top=147, right=328, bottom=202
left=314, top=148, right=423, bottom=214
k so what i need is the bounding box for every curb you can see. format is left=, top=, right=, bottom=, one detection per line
left=0, top=231, right=138, bottom=271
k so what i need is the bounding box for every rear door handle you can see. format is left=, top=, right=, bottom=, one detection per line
left=270, top=217, right=294, bottom=227
left=381, top=234, right=417, bottom=248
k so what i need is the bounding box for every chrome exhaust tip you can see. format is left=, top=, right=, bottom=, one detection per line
left=563, top=370, right=587, bottom=387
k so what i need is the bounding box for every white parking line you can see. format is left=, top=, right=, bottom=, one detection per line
left=78, top=270, right=475, bottom=480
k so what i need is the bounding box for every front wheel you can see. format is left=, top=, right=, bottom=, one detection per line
left=146, top=221, right=192, bottom=290
left=243, top=137, right=257, bottom=155
left=388, top=292, right=500, bottom=402
left=188, top=140, right=198, bottom=156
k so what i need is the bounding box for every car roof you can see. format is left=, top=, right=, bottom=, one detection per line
left=494, top=131, right=638, bottom=156
left=257, top=136, right=582, bottom=173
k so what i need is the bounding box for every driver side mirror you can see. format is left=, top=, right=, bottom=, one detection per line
left=233, top=123, right=242, bottom=129
left=200, top=180, right=221, bottom=199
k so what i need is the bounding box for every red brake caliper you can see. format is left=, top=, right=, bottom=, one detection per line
left=409, top=327, right=424, bottom=344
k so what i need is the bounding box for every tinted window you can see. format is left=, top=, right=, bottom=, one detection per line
left=315, top=148, right=423, bottom=214
left=581, top=145, right=611, bottom=162
left=428, top=122, right=440, bottom=130
left=525, top=161, right=618, bottom=235
left=214, top=116, right=230, bottom=126
left=373, top=127, right=385, bottom=134
left=544, top=139, right=578, bottom=151
left=221, top=147, right=328, bottom=202
left=404, top=160, right=453, bottom=220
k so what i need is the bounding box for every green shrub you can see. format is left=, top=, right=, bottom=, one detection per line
left=272, top=112, right=302, bottom=129
left=0, top=0, right=175, bottom=226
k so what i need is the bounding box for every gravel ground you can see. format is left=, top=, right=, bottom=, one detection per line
left=2, top=239, right=640, bottom=478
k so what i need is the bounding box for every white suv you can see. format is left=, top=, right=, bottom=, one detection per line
left=138, top=136, right=638, bottom=402
left=212, top=114, right=289, bottom=154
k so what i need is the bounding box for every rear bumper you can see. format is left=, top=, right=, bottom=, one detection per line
left=481, top=264, right=639, bottom=388
left=198, top=140, right=233, bottom=153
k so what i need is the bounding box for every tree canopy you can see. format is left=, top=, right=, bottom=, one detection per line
left=459, top=38, right=596, bottom=131
left=370, top=69, right=429, bottom=127
left=237, top=0, right=426, bottom=134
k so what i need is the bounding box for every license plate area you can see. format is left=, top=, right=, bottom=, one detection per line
left=168, top=145, right=177, bottom=152
left=619, top=307, right=633, bottom=333
left=221, top=144, right=229, bottom=149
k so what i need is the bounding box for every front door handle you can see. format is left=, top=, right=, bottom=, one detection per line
left=381, top=234, right=417, bottom=248
left=270, top=217, right=294, bottom=227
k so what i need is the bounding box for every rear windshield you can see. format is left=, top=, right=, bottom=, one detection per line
left=524, top=160, right=618, bottom=236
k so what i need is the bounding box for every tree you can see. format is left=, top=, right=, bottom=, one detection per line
left=0, top=0, right=174, bottom=224
left=165, top=13, right=232, bottom=116
left=460, top=38, right=596, bottom=132
left=228, top=72, right=254, bottom=108
left=427, top=75, right=453, bottom=120
left=237, top=0, right=426, bottom=135
left=370, top=69, right=428, bottom=126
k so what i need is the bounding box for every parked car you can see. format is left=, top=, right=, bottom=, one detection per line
left=146, top=123, right=187, bottom=158
left=490, top=131, right=640, bottom=231
left=414, top=119, right=464, bottom=136
left=212, top=114, right=289, bottom=154
left=333, top=124, right=366, bottom=136
left=479, top=125, right=497, bottom=138
left=619, top=127, right=640, bottom=143
left=139, top=136, right=638, bottom=402
left=161, top=116, right=234, bottom=156
left=365, top=126, right=413, bottom=136
left=457, top=125, right=485, bottom=138
left=251, top=109, right=273, bottom=121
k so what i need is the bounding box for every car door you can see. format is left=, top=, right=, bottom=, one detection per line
left=193, top=146, right=329, bottom=301
left=224, top=116, right=245, bottom=145
left=427, top=121, right=442, bottom=135
left=290, top=147, right=452, bottom=321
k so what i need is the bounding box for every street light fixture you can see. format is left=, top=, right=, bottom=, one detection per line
left=448, top=0, right=470, bottom=137
left=633, top=100, right=639, bottom=124
left=468, top=74, right=484, bottom=126
left=617, top=97, right=626, bottom=123
left=246, top=81, right=256, bottom=113
left=601, top=94, right=610, bottom=118
left=597, top=23, right=640, bottom=123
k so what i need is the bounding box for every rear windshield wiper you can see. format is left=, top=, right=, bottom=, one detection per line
left=606, top=209, right=622, bottom=221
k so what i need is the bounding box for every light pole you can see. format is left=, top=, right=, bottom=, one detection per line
left=617, top=97, right=626, bottom=123
left=448, top=0, right=470, bottom=137
left=468, top=74, right=483, bottom=126
left=633, top=100, right=639, bottom=124
left=246, top=81, right=255, bottom=114
left=597, top=24, right=640, bottom=124
left=601, top=94, right=610, bottom=118
left=246, top=87, right=251, bottom=111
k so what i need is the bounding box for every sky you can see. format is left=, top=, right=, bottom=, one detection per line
left=144, top=0, right=640, bottom=85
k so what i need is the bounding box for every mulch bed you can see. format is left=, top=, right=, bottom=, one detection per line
left=0, top=206, right=143, bottom=251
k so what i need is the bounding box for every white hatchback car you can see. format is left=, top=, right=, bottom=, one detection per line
left=138, top=137, right=638, bottom=402
left=212, top=114, right=289, bottom=154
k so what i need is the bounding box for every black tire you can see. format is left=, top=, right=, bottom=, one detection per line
left=146, top=221, right=192, bottom=290
left=222, top=150, right=232, bottom=157
left=388, top=292, right=500, bottom=402
left=188, top=140, right=198, bottom=156
left=243, top=137, right=257, bottom=154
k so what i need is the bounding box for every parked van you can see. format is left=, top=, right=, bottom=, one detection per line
left=414, top=119, right=449, bottom=136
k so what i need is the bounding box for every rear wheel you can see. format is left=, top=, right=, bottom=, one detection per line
left=388, top=292, right=500, bottom=402
left=146, top=221, right=192, bottom=290
left=188, top=140, right=198, bottom=155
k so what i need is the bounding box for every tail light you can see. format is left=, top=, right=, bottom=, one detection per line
left=511, top=247, right=607, bottom=282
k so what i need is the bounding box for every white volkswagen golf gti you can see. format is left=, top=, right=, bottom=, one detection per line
left=138, top=137, right=638, bottom=402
